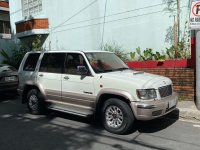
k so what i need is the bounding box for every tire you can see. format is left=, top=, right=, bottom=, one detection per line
left=27, top=89, right=45, bottom=115
left=102, top=98, right=134, bottom=134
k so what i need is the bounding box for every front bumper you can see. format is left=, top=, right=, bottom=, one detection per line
left=131, top=92, right=178, bottom=120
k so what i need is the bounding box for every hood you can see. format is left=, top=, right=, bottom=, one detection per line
left=100, top=69, right=172, bottom=89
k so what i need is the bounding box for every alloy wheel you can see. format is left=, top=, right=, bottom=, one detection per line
left=28, top=94, right=39, bottom=111
left=105, top=105, right=124, bottom=128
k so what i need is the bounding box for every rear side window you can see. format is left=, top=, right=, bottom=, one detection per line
left=39, top=53, right=65, bottom=73
left=23, top=53, right=40, bottom=71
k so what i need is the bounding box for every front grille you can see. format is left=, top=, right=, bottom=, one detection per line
left=159, top=85, right=172, bottom=98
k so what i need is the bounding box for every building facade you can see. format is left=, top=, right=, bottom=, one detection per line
left=0, top=0, right=13, bottom=62
left=9, top=0, right=190, bottom=52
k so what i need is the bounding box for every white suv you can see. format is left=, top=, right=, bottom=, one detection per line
left=18, top=50, right=178, bottom=134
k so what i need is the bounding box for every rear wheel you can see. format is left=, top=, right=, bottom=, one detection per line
left=102, top=98, right=134, bottom=134
left=27, top=89, right=45, bottom=115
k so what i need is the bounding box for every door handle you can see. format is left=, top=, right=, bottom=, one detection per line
left=64, top=76, right=69, bottom=80
left=39, top=74, right=44, bottom=77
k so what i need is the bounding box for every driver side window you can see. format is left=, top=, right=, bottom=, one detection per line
left=65, top=53, right=90, bottom=75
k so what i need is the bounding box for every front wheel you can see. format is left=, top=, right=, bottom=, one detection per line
left=102, top=98, right=134, bottom=134
left=27, top=89, right=45, bottom=115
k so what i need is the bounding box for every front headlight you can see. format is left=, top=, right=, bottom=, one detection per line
left=136, top=89, right=157, bottom=100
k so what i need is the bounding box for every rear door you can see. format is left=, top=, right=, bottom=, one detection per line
left=37, top=52, right=65, bottom=103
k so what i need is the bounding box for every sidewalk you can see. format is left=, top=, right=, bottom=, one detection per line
left=177, top=101, right=200, bottom=122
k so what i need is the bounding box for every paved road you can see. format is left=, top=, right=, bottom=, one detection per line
left=0, top=95, right=200, bottom=150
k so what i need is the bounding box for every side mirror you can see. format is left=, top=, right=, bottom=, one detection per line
left=77, top=66, right=88, bottom=75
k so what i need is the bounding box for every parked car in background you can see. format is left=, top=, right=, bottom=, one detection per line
left=0, top=64, right=18, bottom=94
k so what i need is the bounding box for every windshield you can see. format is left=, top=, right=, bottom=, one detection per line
left=85, top=52, right=128, bottom=73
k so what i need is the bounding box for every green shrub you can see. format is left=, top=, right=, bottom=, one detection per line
left=101, top=43, right=128, bottom=61
left=0, top=35, right=44, bottom=69
left=154, top=51, right=166, bottom=61
left=166, top=40, right=190, bottom=59
left=130, top=47, right=165, bottom=61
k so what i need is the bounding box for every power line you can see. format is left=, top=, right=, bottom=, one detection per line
left=10, top=9, right=22, bottom=15
left=52, top=10, right=164, bottom=33
left=52, top=5, right=188, bottom=34
left=51, top=2, right=165, bottom=30
left=51, top=1, right=188, bottom=30
left=51, top=0, right=98, bottom=31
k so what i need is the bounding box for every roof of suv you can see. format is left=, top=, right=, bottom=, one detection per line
left=27, top=50, right=112, bottom=54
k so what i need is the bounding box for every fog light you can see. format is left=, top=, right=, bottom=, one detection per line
left=152, top=110, right=162, bottom=116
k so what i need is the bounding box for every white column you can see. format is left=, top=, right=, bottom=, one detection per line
left=196, top=31, right=200, bottom=109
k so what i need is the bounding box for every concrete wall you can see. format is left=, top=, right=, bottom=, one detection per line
left=0, top=1, right=12, bottom=63
left=9, top=0, right=190, bottom=52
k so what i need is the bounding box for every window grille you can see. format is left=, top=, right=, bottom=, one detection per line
left=22, top=0, right=42, bottom=17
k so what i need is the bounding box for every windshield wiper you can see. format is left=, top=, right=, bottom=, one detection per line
left=104, top=69, right=114, bottom=72
left=96, top=69, right=113, bottom=73
left=113, top=68, right=129, bottom=71
left=96, top=68, right=129, bottom=73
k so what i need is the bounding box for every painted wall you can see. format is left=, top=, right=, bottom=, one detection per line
left=9, top=0, right=190, bottom=52
left=0, top=0, right=12, bottom=63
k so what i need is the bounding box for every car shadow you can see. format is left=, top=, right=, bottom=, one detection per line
left=46, top=109, right=99, bottom=128
left=0, top=93, right=18, bottom=101
left=0, top=109, right=174, bottom=150
left=46, top=108, right=180, bottom=135
left=0, top=99, right=179, bottom=150
left=135, top=109, right=180, bottom=133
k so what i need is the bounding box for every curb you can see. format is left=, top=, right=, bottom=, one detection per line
left=178, top=108, right=200, bottom=122
left=175, top=101, right=200, bottom=122
left=164, top=101, right=200, bottom=123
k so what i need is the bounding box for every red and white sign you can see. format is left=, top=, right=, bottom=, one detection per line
left=190, top=1, right=200, bottom=29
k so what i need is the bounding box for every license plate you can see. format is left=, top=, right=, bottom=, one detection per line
left=5, top=76, right=16, bottom=81
left=168, top=99, right=176, bottom=109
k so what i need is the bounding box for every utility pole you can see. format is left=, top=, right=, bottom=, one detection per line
left=177, top=0, right=180, bottom=43
left=173, top=15, right=178, bottom=58
left=196, top=31, right=200, bottom=110
left=190, top=0, right=200, bottom=110
left=101, top=0, right=108, bottom=48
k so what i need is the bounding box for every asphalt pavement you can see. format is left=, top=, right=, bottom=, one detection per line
left=0, top=95, right=200, bottom=150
